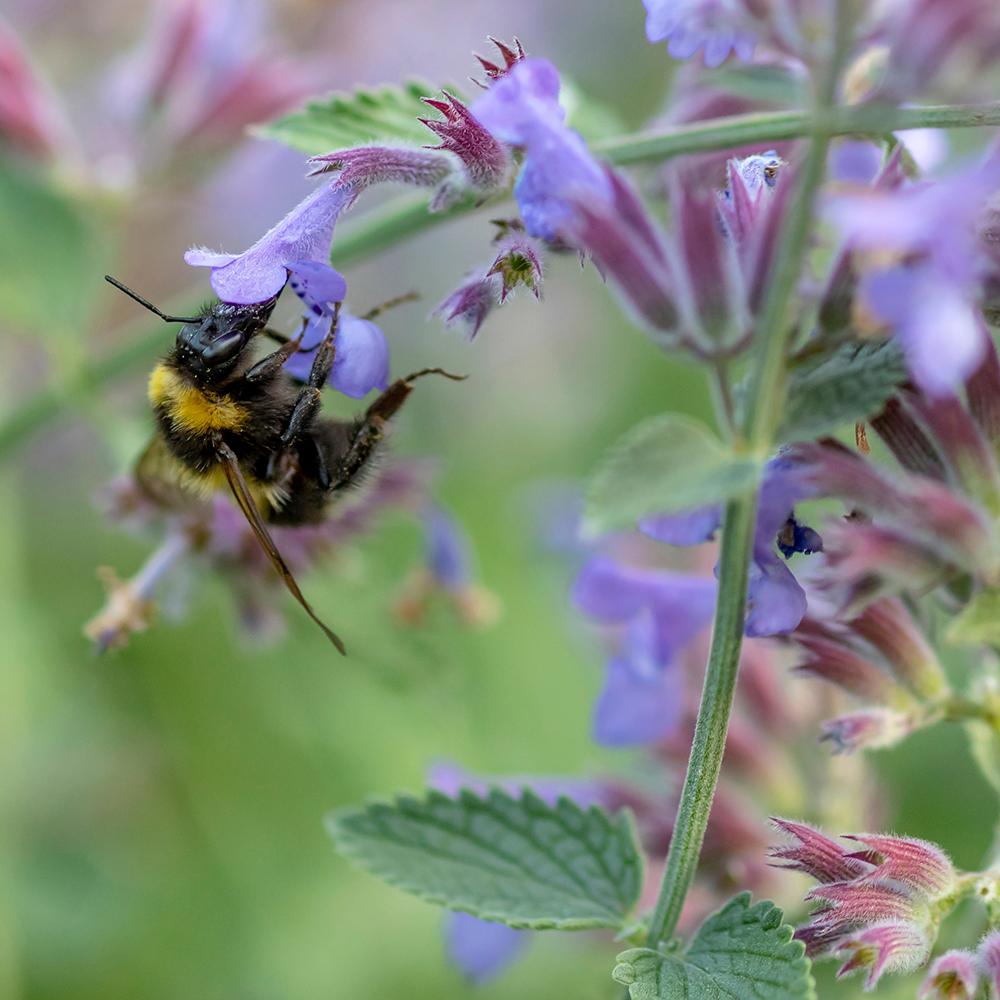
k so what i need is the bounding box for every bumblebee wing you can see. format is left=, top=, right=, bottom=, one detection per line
left=134, top=435, right=199, bottom=510
left=214, top=439, right=347, bottom=656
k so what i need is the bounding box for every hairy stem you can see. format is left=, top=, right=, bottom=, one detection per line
left=3, top=93, right=1000, bottom=460
left=643, top=8, right=852, bottom=948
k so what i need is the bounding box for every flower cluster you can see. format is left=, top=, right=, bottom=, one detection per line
left=769, top=820, right=1000, bottom=995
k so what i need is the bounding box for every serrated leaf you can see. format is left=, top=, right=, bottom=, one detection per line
left=327, top=787, right=644, bottom=929
left=256, top=78, right=462, bottom=156
left=613, top=894, right=814, bottom=1000
left=257, top=76, right=621, bottom=157
left=946, top=587, right=1000, bottom=648
left=584, top=415, right=760, bottom=536
left=778, top=340, right=907, bottom=443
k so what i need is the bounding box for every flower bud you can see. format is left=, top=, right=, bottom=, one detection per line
left=820, top=708, right=913, bottom=754
left=918, top=948, right=980, bottom=999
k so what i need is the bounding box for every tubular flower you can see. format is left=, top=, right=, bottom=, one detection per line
left=283, top=308, right=390, bottom=400
left=641, top=455, right=822, bottom=637
left=771, top=822, right=956, bottom=988
left=826, top=150, right=1000, bottom=397
left=185, top=180, right=354, bottom=306
left=471, top=58, right=611, bottom=243
left=308, top=89, right=509, bottom=212
left=642, top=0, right=756, bottom=68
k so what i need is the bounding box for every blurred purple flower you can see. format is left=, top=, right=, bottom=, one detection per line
left=185, top=181, right=354, bottom=305
left=573, top=557, right=716, bottom=745
left=827, top=153, right=1000, bottom=396
left=470, top=58, right=611, bottom=242
left=445, top=912, right=528, bottom=984
left=878, top=0, right=1000, bottom=99
left=394, top=506, right=499, bottom=628
left=641, top=455, right=821, bottom=637
left=283, top=309, right=389, bottom=399
left=592, top=610, right=686, bottom=746
left=643, top=0, right=756, bottom=68
left=105, top=0, right=313, bottom=150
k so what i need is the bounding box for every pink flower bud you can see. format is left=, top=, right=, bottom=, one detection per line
left=820, top=708, right=913, bottom=754
left=977, top=931, right=1000, bottom=993
left=433, top=273, right=500, bottom=340
left=919, top=948, right=980, bottom=999
left=848, top=598, right=949, bottom=701
left=769, top=818, right=869, bottom=884
left=419, top=90, right=509, bottom=194
left=836, top=921, right=931, bottom=991
left=845, top=834, right=956, bottom=898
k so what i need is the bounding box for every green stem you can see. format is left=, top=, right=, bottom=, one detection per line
left=643, top=7, right=852, bottom=949
left=643, top=497, right=758, bottom=944
left=3, top=94, right=1000, bottom=460
left=596, top=100, right=1000, bottom=166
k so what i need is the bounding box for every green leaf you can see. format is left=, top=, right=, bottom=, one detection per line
left=327, top=787, right=644, bottom=929
left=946, top=588, right=1000, bottom=648
left=613, top=894, right=815, bottom=1000
left=0, top=157, right=106, bottom=340
left=257, top=76, right=622, bottom=158
left=778, top=341, right=907, bottom=443
left=254, top=79, right=464, bottom=156
left=583, top=415, right=760, bottom=536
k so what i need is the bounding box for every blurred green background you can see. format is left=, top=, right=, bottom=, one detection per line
left=1, top=1, right=995, bottom=997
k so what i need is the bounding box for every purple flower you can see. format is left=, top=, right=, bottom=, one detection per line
left=573, top=557, right=717, bottom=746
left=445, top=912, right=528, bottom=984
left=819, top=708, right=914, bottom=754
left=643, top=0, right=756, bottom=68
left=640, top=455, right=821, bottom=637
left=470, top=58, right=611, bottom=242
left=592, top=610, right=686, bottom=746
left=185, top=181, right=354, bottom=306
left=283, top=309, right=389, bottom=399
left=827, top=153, right=1000, bottom=396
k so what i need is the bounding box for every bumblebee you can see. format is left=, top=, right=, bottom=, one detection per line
left=105, top=275, right=462, bottom=654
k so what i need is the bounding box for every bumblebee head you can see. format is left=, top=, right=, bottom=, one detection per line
left=104, top=276, right=278, bottom=381
left=175, top=300, right=276, bottom=378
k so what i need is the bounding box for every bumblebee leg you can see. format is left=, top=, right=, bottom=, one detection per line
left=279, top=305, right=340, bottom=446
left=327, top=368, right=466, bottom=491
left=244, top=322, right=307, bottom=383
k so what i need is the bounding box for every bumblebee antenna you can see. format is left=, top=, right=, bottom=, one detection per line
left=104, top=275, right=202, bottom=324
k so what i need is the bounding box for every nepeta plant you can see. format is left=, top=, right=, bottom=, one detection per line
left=11, top=0, right=1000, bottom=995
